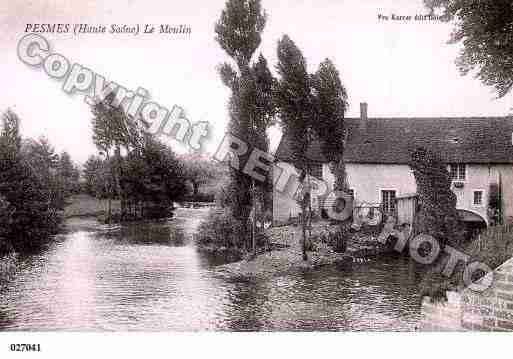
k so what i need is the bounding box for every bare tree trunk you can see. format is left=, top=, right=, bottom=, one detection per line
left=114, top=146, right=125, bottom=220
left=302, top=201, right=308, bottom=261
left=308, top=171, right=312, bottom=238
left=104, top=151, right=112, bottom=223
left=300, top=175, right=309, bottom=261
left=252, top=180, right=256, bottom=256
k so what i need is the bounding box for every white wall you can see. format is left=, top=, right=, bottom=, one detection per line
left=273, top=161, right=513, bottom=225
left=324, top=162, right=513, bottom=224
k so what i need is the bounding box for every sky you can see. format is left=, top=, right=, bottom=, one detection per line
left=1, top=0, right=511, bottom=164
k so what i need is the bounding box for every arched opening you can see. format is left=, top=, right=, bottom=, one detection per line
left=457, top=209, right=488, bottom=240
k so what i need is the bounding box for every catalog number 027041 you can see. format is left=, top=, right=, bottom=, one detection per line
left=10, top=344, right=41, bottom=352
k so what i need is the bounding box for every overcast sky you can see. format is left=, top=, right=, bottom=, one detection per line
left=1, top=0, right=511, bottom=164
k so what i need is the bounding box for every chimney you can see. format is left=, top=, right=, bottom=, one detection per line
left=359, top=102, right=368, bottom=131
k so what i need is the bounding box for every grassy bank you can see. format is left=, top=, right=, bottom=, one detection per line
left=63, top=194, right=120, bottom=218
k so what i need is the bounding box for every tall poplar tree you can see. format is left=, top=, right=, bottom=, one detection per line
left=215, top=0, right=272, bottom=251
left=275, top=35, right=314, bottom=260
left=311, top=58, right=349, bottom=193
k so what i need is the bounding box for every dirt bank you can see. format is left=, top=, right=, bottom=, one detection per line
left=214, top=223, right=353, bottom=280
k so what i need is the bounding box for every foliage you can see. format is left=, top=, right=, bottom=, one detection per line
left=87, top=115, right=188, bottom=221
left=274, top=35, right=313, bottom=173
left=180, top=153, right=226, bottom=198
left=82, top=155, right=107, bottom=197
left=215, top=0, right=273, bottom=242
left=215, top=0, right=266, bottom=68
left=410, top=147, right=465, bottom=248
left=58, top=151, right=81, bottom=196
left=194, top=208, right=268, bottom=252
left=194, top=209, right=248, bottom=249
left=425, top=0, right=513, bottom=98
left=22, top=137, right=66, bottom=210
left=274, top=34, right=314, bottom=260
left=89, top=92, right=187, bottom=222
left=311, top=58, right=349, bottom=192
left=0, top=195, right=14, bottom=256
left=128, top=138, right=187, bottom=207
left=0, top=110, right=63, bottom=253
left=410, top=147, right=470, bottom=301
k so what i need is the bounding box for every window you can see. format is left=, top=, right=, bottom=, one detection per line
left=348, top=189, right=355, bottom=198
left=381, top=190, right=396, bottom=213
left=473, top=190, right=483, bottom=206
left=449, top=164, right=466, bottom=181
left=308, top=163, right=323, bottom=179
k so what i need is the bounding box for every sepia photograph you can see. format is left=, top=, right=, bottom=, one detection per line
left=0, top=0, right=512, bottom=357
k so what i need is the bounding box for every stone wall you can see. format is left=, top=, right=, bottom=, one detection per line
left=421, top=257, right=513, bottom=331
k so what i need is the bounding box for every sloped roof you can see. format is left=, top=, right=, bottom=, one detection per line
left=275, top=117, right=513, bottom=164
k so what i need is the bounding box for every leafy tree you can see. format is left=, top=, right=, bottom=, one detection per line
left=58, top=151, right=80, bottom=196
left=181, top=154, right=220, bottom=197
left=90, top=93, right=129, bottom=219
left=0, top=195, right=14, bottom=256
left=274, top=34, right=315, bottom=260
left=119, top=137, right=187, bottom=219
left=311, top=58, right=349, bottom=193
left=215, top=0, right=266, bottom=69
left=23, top=137, right=65, bottom=211
left=83, top=155, right=105, bottom=196
left=0, top=110, right=62, bottom=252
left=425, top=0, right=513, bottom=98
left=215, top=0, right=271, bottom=252
left=23, top=136, right=59, bottom=173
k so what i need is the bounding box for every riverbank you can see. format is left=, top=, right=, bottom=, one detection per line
left=214, top=221, right=393, bottom=280
left=216, top=221, right=377, bottom=278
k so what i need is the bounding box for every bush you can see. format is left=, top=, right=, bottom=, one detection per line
left=194, top=209, right=248, bottom=250
left=194, top=208, right=270, bottom=254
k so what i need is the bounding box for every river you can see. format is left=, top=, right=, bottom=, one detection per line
left=0, top=206, right=422, bottom=331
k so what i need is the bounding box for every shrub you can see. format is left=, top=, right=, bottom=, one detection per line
left=194, top=209, right=248, bottom=250
left=195, top=208, right=271, bottom=254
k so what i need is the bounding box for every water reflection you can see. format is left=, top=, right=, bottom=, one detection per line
left=0, top=207, right=421, bottom=331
